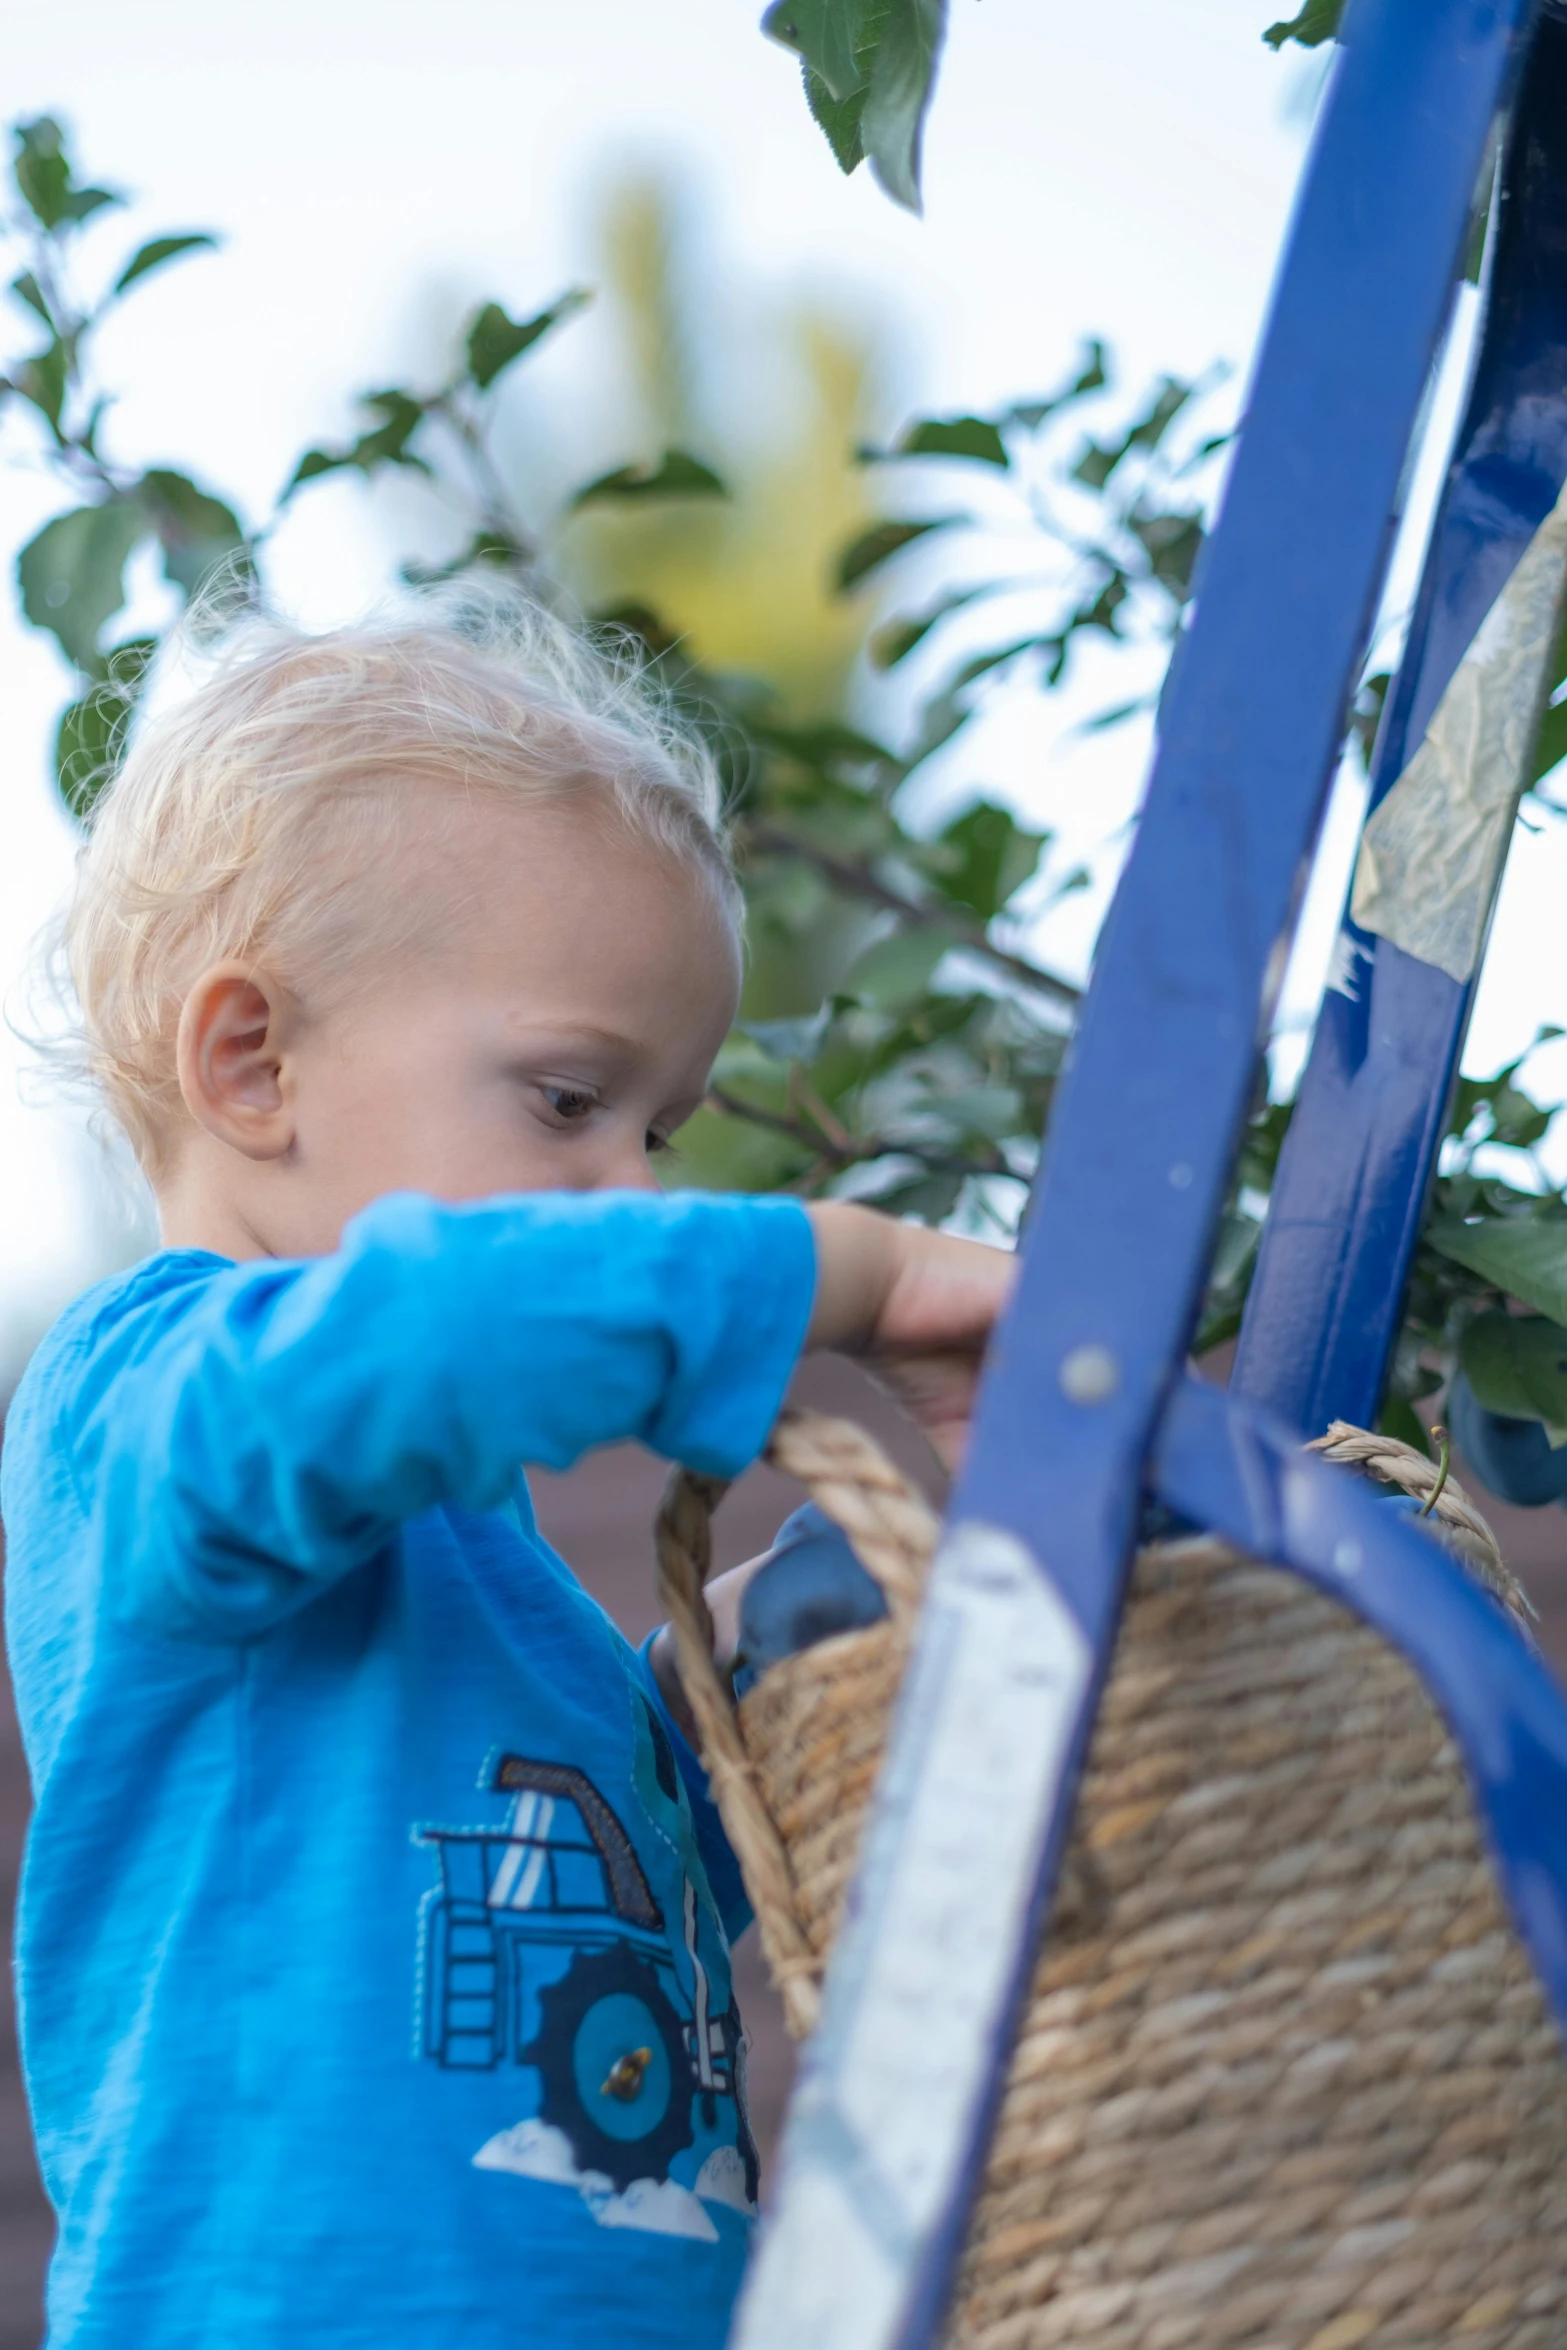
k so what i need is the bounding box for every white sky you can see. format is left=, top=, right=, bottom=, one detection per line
left=3, top=0, right=1564, bottom=1380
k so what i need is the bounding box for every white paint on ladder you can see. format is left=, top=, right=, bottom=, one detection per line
left=732, top=1522, right=1093, bottom=2350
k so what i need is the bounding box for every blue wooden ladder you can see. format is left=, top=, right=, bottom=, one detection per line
left=734, top=6, right=1567, bottom=2347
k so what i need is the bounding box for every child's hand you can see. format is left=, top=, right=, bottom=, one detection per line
left=649, top=1552, right=763, bottom=1744
left=806, top=1203, right=1015, bottom=1471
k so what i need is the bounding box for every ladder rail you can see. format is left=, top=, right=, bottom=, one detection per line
left=1234, top=5, right=1567, bottom=1431
left=733, top=8, right=1542, bottom=2348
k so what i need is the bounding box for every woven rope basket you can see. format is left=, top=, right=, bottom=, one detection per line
left=656, top=1412, right=1567, bottom=2349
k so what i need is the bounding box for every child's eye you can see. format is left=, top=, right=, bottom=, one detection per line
left=539, top=1085, right=597, bottom=1125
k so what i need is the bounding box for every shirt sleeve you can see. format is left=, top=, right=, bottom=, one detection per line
left=77, top=1188, right=816, bottom=1642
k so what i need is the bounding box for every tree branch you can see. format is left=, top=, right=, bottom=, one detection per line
left=428, top=390, right=539, bottom=563
left=742, top=821, right=1081, bottom=1011
left=706, top=1084, right=1012, bottom=1184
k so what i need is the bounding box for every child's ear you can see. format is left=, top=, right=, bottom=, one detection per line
left=176, top=963, right=297, bottom=1161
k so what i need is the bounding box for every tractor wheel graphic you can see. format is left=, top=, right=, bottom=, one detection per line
left=525, top=1943, right=694, bottom=2191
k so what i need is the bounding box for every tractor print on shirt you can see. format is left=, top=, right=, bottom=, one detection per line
left=415, top=1703, right=759, bottom=2208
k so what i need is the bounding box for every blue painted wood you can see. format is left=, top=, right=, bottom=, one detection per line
left=742, top=9, right=1543, bottom=2349
left=1153, top=1376, right=1567, bottom=2018
left=1233, top=9, right=1567, bottom=1431
left=952, top=0, right=1527, bottom=1640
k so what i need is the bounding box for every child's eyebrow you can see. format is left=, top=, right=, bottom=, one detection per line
left=499, top=1020, right=643, bottom=1067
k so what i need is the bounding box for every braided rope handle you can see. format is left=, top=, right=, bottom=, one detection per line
left=1308, top=1419, right=1536, bottom=1636
left=654, top=1408, right=939, bottom=2038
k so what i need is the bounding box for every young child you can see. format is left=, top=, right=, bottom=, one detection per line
left=1, top=598, right=1012, bottom=2348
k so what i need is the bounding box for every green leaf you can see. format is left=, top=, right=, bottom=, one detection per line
left=1263, top=0, right=1345, bottom=49
left=859, top=0, right=947, bottom=212
left=1125, top=377, right=1197, bottom=455
left=868, top=583, right=993, bottom=669
left=1460, top=1310, right=1567, bottom=1441
left=1128, top=506, right=1204, bottom=598
left=674, top=1097, right=815, bottom=1194
left=761, top=0, right=882, bottom=100
left=923, top=800, right=1047, bottom=921
left=1351, top=669, right=1391, bottom=770
left=12, top=118, right=70, bottom=230
left=1449, top=1068, right=1510, bottom=1145
left=113, top=234, right=217, bottom=295
left=802, top=67, right=869, bottom=173
left=754, top=718, right=899, bottom=769
left=569, top=450, right=728, bottom=510
left=401, top=527, right=532, bottom=587
left=844, top=922, right=958, bottom=1008
left=863, top=414, right=1009, bottom=468
left=1078, top=695, right=1154, bottom=734
left=1073, top=441, right=1119, bottom=492
left=65, top=186, right=117, bottom=226
left=762, top=1, right=951, bottom=201
left=12, top=117, right=120, bottom=231
left=1073, top=377, right=1196, bottom=489
left=835, top=513, right=964, bottom=592
left=464, top=289, right=589, bottom=391
left=287, top=389, right=432, bottom=493
left=54, top=638, right=157, bottom=823
left=860, top=1167, right=965, bottom=1221
left=1447, top=1060, right=1555, bottom=1155
left=1075, top=574, right=1129, bottom=640
left=18, top=499, right=147, bottom=673
left=950, top=633, right=1060, bottom=690
left=741, top=1007, right=835, bottom=1062
left=10, top=271, right=51, bottom=325
left=13, top=338, right=68, bottom=431
left=1426, top=1217, right=1567, bottom=1323
left=905, top=683, right=974, bottom=765
left=56, top=690, right=119, bottom=823
left=135, top=469, right=250, bottom=598
left=1534, top=696, right=1567, bottom=792
left=909, top=1081, right=1023, bottom=1144
left=1007, top=341, right=1109, bottom=429
left=1489, top=1083, right=1553, bottom=1151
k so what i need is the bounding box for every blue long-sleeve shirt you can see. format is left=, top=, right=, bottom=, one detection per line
left=0, top=1187, right=817, bottom=2349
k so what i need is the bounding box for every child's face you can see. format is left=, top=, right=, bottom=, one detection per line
left=167, top=788, right=743, bottom=1260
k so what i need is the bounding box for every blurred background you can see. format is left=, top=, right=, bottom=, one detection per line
left=0, top=0, right=1407, bottom=1371
left=4, top=1, right=1567, bottom=2338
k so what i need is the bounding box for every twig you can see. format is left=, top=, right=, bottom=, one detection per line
left=795, top=1075, right=852, bottom=1152
left=706, top=1085, right=1011, bottom=1185
left=1421, top=1424, right=1452, bottom=1517
left=742, top=822, right=1080, bottom=1011
left=428, top=391, right=537, bottom=562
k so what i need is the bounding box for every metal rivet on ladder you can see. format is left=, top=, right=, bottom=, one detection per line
left=1059, top=1344, right=1120, bottom=1404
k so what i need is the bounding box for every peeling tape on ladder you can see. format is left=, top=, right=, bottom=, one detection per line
left=1350, top=475, right=1567, bottom=984
left=731, top=1523, right=1092, bottom=2350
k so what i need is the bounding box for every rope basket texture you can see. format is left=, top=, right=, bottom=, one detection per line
left=655, top=1411, right=1567, bottom=2349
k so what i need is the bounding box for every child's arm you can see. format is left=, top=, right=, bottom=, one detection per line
left=81, top=1189, right=814, bottom=1640
left=79, top=1190, right=1009, bottom=1643
left=806, top=1202, right=1012, bottom=1472
left=647, top=1206, right=1016, bottom=1737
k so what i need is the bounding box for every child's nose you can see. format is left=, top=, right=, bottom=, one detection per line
left=598, top=1142, right=662, bottom=1194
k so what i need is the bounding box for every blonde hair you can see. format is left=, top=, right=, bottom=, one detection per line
left=63, top=588, right=739, bottom=1173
